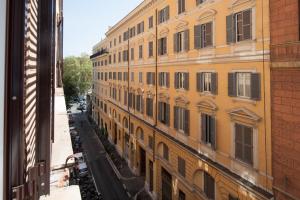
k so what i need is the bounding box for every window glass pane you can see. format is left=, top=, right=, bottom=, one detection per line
left=244, top=126, right=253, bottom=145
left=244, top=146, right=253, bottom=164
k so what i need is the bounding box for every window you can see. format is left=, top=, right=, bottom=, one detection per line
left=178, top=0, right=185, bottom=14
left=105, top=72, right=107, bottom=81
left=148, top=136, right=154, bottom=150
left=130, top=27, right=136, bottom=38
left=123, top=72, right=128, bottom=81
left=146, top=72, right=155, bottom=85
left=113, top=54, right=116, bottom=63
left=175, top=72, right=189, bottom=90
left=139, top=45, right=143, bottom=59
left=128, top=92, right=135, bottom=108
left=118, top=52, right=121, bottom=63
left=113, top=72, right=116, bottom=80
left=227, top=9, right=252, bottom=43
left=174, top=30, right=189, bottom=52
left=123, top=30, right=129, bottom=41
left=174, top=106, right=189, bottom=135
left=204, top=172, right=215, bottom=200
left=158, top=37, right=167, bottom=55
left=228, top=72, right=260, bottom=100
left=158, top=102, right=170, bottom=125
left=179, top=190, right=186, bottom=200
left=130, top=122, right=134, bottom=134
left=123, top=50, right=128, bottom=62
left=138, top=72, right=143, bottom=83
left=148, top=41, right=154, bottom=57
left=119, top=89, right=121, bottom=102
left=149, top=16, right=153, bottom=29
left=119, top=35, right=122, bottom=43
left=201, top=114, right=216, bottom=149
left=114, top=38, right=116, bottom=46
left=131, top=72, right=134, bottom=82
left=118, top=72, right=122, bottom=81
left=109, top=72, right=112, bottom=79
left=158, top=6, right=170, bottom=24
left=124, top=90, right=128, bottom=106
left=131, top=48, right=134, bottom=60
left=194, top=22, right=213, bottom=49
left=178, top=157, right=186, bottom=177
left=163, top=143, right=169, bottom=160
left=146, top=98, right=153, bottom=117
left=159, top=72, right=169, bottom=87
left=137, top=21, right=144, bottom=34
left=136, top=95, right=144, bottom=113
left=235, top=124, right=253, bottom=165
left=197, top=72, right=217, bottom=94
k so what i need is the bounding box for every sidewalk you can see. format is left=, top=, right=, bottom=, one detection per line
left=89, top=119, right=152, bottom=199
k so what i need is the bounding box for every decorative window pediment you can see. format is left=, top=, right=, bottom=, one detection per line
left=159, top=27, right=169, bottom=37
left=174, top=95, right=190, bottom=107
left=197, top=99, right=217, bottom=114
left=117, top=84, right=122, bottom=89
left=228, top=107, right=261, bottom=126
left=175, top=20, right=189, bottom=32
left=147, top=33, right=156, bottom=41
left=138, top=38, right=144, bottom=45
left=146, top=90, right=155, bottom=98
left=229, top=0, right=255, bottom=9
left=137, top=87, right=144, bottom=94
left=158, top=92, right=170, bottom=102
left=122, top=85, right=128, bottom=90
left=196, top=9, right=217, bottom=22
left=129, top=87, right=136, bottom=93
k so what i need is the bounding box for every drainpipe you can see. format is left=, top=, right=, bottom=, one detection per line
left=153, top=9, right=158, bottom=163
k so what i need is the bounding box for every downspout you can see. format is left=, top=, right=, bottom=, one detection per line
left=153, top=9, right=158, bottom=162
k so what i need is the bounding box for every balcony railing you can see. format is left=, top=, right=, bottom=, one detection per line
left=90, top=48, right=109, bottom=59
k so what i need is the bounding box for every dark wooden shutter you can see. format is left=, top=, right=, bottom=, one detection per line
left=226, top=14, right=235, bottom=43
left=197, top=73, right=202, bottom=92
left=184, top=73, right=189, bottom=90
left=166, top=103, right=170, bottom=126
left=174, top=72, right=178, bottom=89
left=204, top=172, right=215, bottom=200
left=158, top=73, right=162, bottom=86
left=251, top=73, right=260, bottom=100
left=174, top=106, right=178, bottom=130
left=228, top=73, right=237, bottom=97
left=133, top=94, right=136, bottom=108
left=243, top=9, right=252, bottom=40
left=201, top=114, right=206, bottom=142
left=184, top=109, right=190, bottom=135
left=163, top=38, right=167, bottom=54
left=166, top=6, right=170, bottom=20
left=210, top=117, right=216, bottom=150
left=206, top=22, right=213, bottom=46
left=152, top=72, right=156, bottom=85
left=211, top=73, right=218, bottom=95
left=158, top=39, right=162, bottom=55
left=174, top=33, right=178, bottom=52
left=147, top=72, right=150, bottom=84
left=235, top=124, right=243, bottom=160
left=184, top=29, right=189, bottom=51
left=158, top=102, right=162, bottom=120
left=194, top=25, right=201, bottom=49
left=166, top=73, right=170, bottom=88
left=141, top=97, right=144, bottom=114
left=229, top=194, right=239, bottom=200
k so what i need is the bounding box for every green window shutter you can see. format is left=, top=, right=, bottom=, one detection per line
left=184, top=29, right=189, bottom=51
left=211, top=73, right=218, bottom=95
left=166, top=103, right=170, bottom=126
left=184, top=73, right=189, bottom=90
left=242, top=9, right=252, bottom=40
left=166, top=73, right=170, bottom=88
left=251, top=73, right=261, bottom=100
left=210, top=116, right=216, bottom=150
left=194, top=25, right=201, bottom=49
left=174, top=72, right=178, bottom=89
left=228, top=73, right=237, bottom=97
left=174, top=33, right=178, bottom=52
left=174, top=106, right=178, bottom=130
left=206, top=22, right=213, bottom=46
left=196, top=72, right=203, bottom=92
left=226, top=14, right=235, bottom=44
left=184, top=109, right=190, bottom=135
left=201, top=114, right=206, bottom=142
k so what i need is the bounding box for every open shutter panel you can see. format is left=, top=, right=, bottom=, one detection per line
left=210, top=117, right=216, bottom=150
left=158, top=73, right=162, bottom=86
left=251, top=73, right=261, bottom=100
left=174, top=33, right=178, bottom=53
left=184, top=73, right=189, bottom=90
left=174, top=72, right=178, bottom=89
left=184, top=29, right=190, bottom=51
left=206, top=22, right=213, bottom=46
left=197, top=73, right=202, bottom=92
left=228, top=73, right=237, bottom=97
left=194, top=25, right=201, bottom=49
left=152, top=72, right=156, bottom=85
left=166, top=104, right=170, bottom=126
left=166, top=73, right=170, bottom=88
left=174, top=106, right=178, bottom=130
left=141, top=98, right=144, bottom=114
left=201, top=114, right=206, bottom=142
left=133, top=94, right=136, bottom=108
left=158, top=102, right=161, bottom=121
left=211, top=73, right=218, bottom=95
left=158, top=39, right=162, bottom=55
left=226, top=14, right=234, bottom=44
left=166, top=6, right=170, bottom=20
left=163, top=38, right=167, bottom=54
left=184, top=109, right=190, bottom=135
left=147, top=73, right=150, bottom=84
left=243, top=9, right=252, bottom=40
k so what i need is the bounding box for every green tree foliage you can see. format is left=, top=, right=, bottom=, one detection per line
left=63, top=54, right=92, bottom=107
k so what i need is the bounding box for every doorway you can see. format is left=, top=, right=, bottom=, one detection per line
left=161, top=167, right=172, bottom=200
left=139, top=147, right=146, bottom=177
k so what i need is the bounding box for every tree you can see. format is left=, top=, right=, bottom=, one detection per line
left=63, top=54, right=92, bottom=107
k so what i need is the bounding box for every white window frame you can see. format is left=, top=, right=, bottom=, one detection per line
left=178, top=31, right=185, bottom=52
left=178, top=72, right=185, bottom=89
left=203, top=72, right=212, bottom=92
left=237, top=72, right=251, bottom=98
left=178, top=107, right=185, bottom=133
left=161, top=72, right=167, bottom=87
left=138, top=72, right=143, bottom=83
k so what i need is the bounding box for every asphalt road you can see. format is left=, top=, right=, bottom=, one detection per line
left=71, top=106, right=130, bottom=200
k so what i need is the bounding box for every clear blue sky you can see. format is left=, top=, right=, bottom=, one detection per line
left=63, top=0, right=143, bottom=57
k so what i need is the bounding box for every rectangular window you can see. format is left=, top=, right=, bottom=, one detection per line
left=137, top=21, right=144, bottom=34
left=178, top=157, right=186, bottom=177
left=201, top=114, right=216, bottom=149
left=158, top=37, right=167, bottom=56
left=148, top=41, right=154, bottom=57
left=113, top=72, right=116, bottom=80
left=118, top=52, right=121, bottom=63
left=123, top=72, right=128, bottom=81
left=174, top=106, right=189, bottom=135
left=114, top=38, right=116, bottom=46
left=178, top=0, right=185, bottom=14
left=124, top=90, right=128, bottom=106
left=204, top=172, right=215, bottom=200
left=123, top=50, right=129, bottom=62
left=194, top=22, right=213, bottom=49
left=179, top=190, right=186, bottom=200
left=113, top=54, right=116, bottom=63
left=123, top=31, right=129, bottom=41
left=159, top=72, right=169, bottom=87
left=128, top=92, right=135, bottom=109
left=174, top=30, right=189, bottom=52
left=158, top=102, right=170, bottom=125
left=130, top=27, right=136, bottom=38
left=138, top=72, right=143, bottom=83
left=175, top=72, right=189, bottom=90
left=119, top=35, right=122, bottom=43
left=235, top=124, right=253, bottom=165
left=149, top=16, right=153, bottom=29
left=148, top=136, right=154, bottom=150
left=146, top=98, right=153, bottom=117
left=131, top=72, right=134, bottom=82
left=130, top=122, right=134, bottom=134
left=146, top=72, right=155, bottom=85
left=131, top=48, right=134, bottom=60
left=118, top=72, right=122, bottom=81
left=237, top=72, right=251, bottom=98
left=163, top=143, right=169, bottom=160
left=136, top=95, right=143, bottom=113
left=158, top=6, right=170, bottom=24
left=139, top=45, right=143, bottom=59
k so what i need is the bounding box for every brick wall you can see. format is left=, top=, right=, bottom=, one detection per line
left=271, top=69, right=300, bottom=200
left=270, top=0, right=300, bottom=62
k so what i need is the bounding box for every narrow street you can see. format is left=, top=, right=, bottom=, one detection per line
left=72, top=106, right=130, bottom=200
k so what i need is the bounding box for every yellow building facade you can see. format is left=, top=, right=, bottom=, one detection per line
left=90, top=0, right=272, bottom=199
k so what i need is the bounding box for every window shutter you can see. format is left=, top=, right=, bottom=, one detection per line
left=141, top=98, right=144, bottom=114
left=206, top=22, right=213, bottom=46
left=210, top=117, right=216, bottom=150
left=201, top=114, right=206, bottom=142
left=243, top=9, right=252, bottom=40
left=194, top=25, right=201, bottom=49
left=158, top=73, right=162, bottom=86
left=133, top=94, right=136, bottom=108
left=166, top=73, right=170, bottom=88
left=174, top=33, right=178, bottom=52
left=178, top=0, right=182, bottom=14
left=158, top=102, right=161, bottom=121
left=251, top=73, right=261, bottom=100
left=197, top=73, right=203, bottom=92
left=158, top=39, right=162, bottom=56
left=152, top=72, right=156, bottom=85
left=228, top=73, right=237, bottom=97
left=166, top=103, right=170, bottom=126
left=163, top=38, right=167, bottom=54
left=147, top=73, right=150, bottom=84
left=166, top=6, right=170, bottom=20
left=211, top=73, right=218, bottom=95
left=184, top=109, right=190, bottom=135
left=174, top=106, right=178, bottom=130
left=226, top=14, right=235, bottom=43
left=184, top=73, right=189, bottom=90
left=184, top=29, right=189, bottom=51
left=175, top=72, right=178, bottom=89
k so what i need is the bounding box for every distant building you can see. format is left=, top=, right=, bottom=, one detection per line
left=270, top=0, right=300, bottom=200
left=91, top=0, right=273, bottom=199
left=0, top=0, right=63, bottom=199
